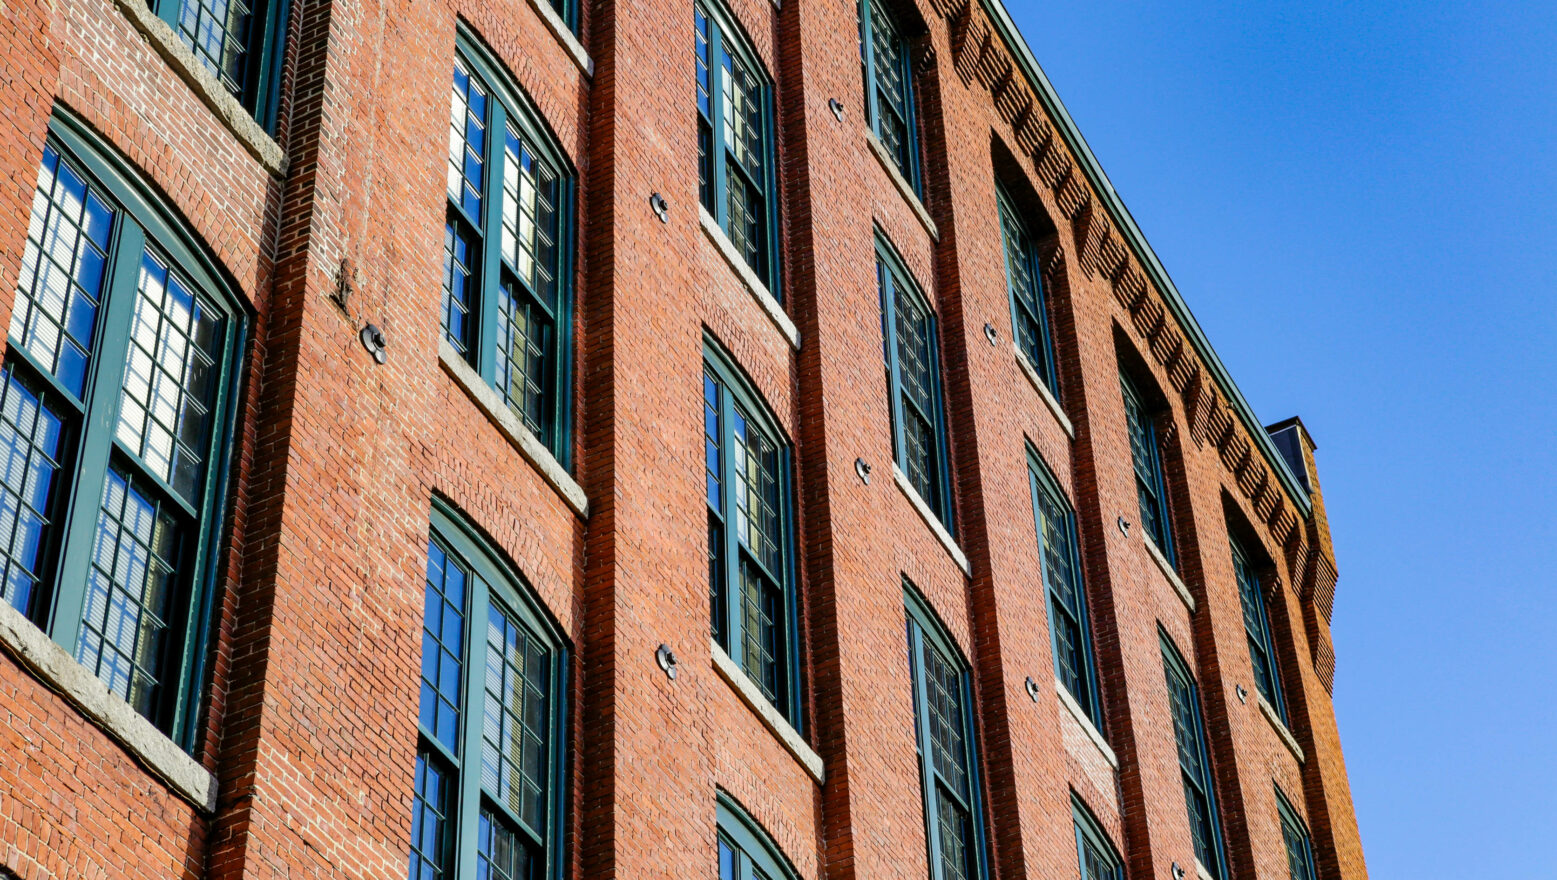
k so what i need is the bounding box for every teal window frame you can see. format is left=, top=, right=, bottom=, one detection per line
left=1072, top=795, right=1124, bottom=880
left=443, top=29, right=578, bottom=470
left=1161, top=632, right=1228, bottom=880
left=3, top=111, right=247, bottom=749
left=148, top=0, right=290, bottom=131
left=905, top=582, right=990, bottom=880
left=717, top=792, right=802, bottom=880
left=1121, top=371, right=1174, bottom=566
left=1231, top=535, right=1286, bottom=723
left=695, top=0, right=782, bottom=295
left=1275, top=786, right=1319, bottom=880
left=1028, top=448, right=1102, bottom=729
left=997, top=186, right=1059, bottom=395
left=858, top=0, right=920, bottom=191
left=877, top=235, right=953, bottom=528
left=704, top=335, right=802, bottom=726
left=410, top=502, right=570, bottom=880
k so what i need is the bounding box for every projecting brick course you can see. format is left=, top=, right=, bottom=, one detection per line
left=0, top=0, right=1366, bottom=876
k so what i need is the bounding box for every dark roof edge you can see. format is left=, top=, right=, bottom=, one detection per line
left=979, top=0, right=1313, bottom=519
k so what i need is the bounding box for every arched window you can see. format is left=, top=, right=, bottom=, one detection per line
left=443, top=27, right=577, bottom=468
left=717, top=793, right=801, bottom=880
left=410, top=503, right=569, bottom=880
left=1028, top=447, right=1102, bottom=730
left=3, top=111, right=247, bottom=745
left=878, top=234, right=952, bottom=528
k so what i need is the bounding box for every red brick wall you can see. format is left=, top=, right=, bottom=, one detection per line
left=0, top=0, right=1366, bottom=876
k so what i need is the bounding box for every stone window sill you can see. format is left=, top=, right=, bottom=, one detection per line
left=1145, top=534, right=1195, bottom=613
left=1055, top=678, right=1118, bottom=769
left=113, top=0, right=286, bottom=175
left=892, top=464, right=971, bottom=576
left=1257, top=693, right=1306, bottom=764
left=865, top=131, right=937, bottom=241
left=1014, top=346, right=1074, bottom=439
left=0, top=599, right=217, bottom=812
left=527, top=0, right=593, bottom=77
left=439, top=341, right=589, bottom=518
left=711, top=642, right=824, bottom=783
left=1196, top=859, right=1215, bottom=880
left=698, top=206, right=800, bottom=349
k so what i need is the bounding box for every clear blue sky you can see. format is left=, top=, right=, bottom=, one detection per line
left=1003, top=1, right=1557, bottom=875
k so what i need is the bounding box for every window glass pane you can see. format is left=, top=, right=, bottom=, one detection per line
left=705, top=371, right=726, bottom=648
left=115, top=251, right=222, bottom=504
left=696, top=6, right=713, bottom=120
left=1281, top=811, right=1315, bottom=880
left=495, top=278, right=551, bottom=437
left=935, top=785, right=971, bottom=880
left=867, top=0, right=913, bottom=177
left=448, top=62, right=488, bottom=219
left=420, top=539, right=467, bottom=753
left=1078, top=827, right=1115, bottom=880
left=177, top=0, right=254, bottom=97
left=739, top=558, right=782, bottom=701
left=1233, top=542, right=1280, bottom=709
left=409, top=750, right=451, bottom=880
left=1121, top=376, right=1169, bottom=553
left=11, top=145, right=114, bottom=398
left=442, top=217, right=478, bottom=356
left=886, top=271, right=941, bottom=510
left=732, top=407, right=781, bottom=574
left=998, top=196, right=1051, bottom=385
left=0, top=364, right=67, bottom=616
left=500, top=125, right=559, bottom=307
left=482, top=600, right=551, bottom=837
left=719, top=838, right=736, bottom=880
left=921, top=637, right=968, bottom=798
left=1164, top=653, right=1219, bottom=876
left=76, top=465, right=183, bottom=718
left=476, top=809, right=535, bottom=880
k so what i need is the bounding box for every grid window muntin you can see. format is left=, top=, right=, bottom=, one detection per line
left=718, top=794, right=801, bottom=880
left=1028, top=449, right=1102, bottom=730
left=704, top=338, right=800, bottom=725
left=695, top=0, right=782, bottom=295
left=996, top=186, right=1060, bottom=395
left=905, top=584, right=988, bottom=880
left=3, top=115, right=244, bottom=746
left=1072, top=795, right=1124, bottom=880
left=443, top=31, right=577, bottom=470
left=412, top=505, right=569, bottom=880
left=877, top=236, right=953, bottom=528
left=1120, top=370, right=1175, bottom=566
left=859, top=0, right=920, bottom=190
left=147, top=0, right=289, bottom=129
left=1275, top=787, right=1319, bottom=880
left=1161, top=633, right=1229, bottom=880
left=1231, top=535, right=1286, bottom=723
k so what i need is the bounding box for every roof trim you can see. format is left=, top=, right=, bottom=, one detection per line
left=979, top=0, right=1313, bottom=518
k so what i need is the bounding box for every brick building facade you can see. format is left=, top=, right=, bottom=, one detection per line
left=0, top=0, right=1368, bottom=874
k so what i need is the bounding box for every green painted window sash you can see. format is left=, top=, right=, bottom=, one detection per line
left=1071, top=794, right=1124, bottom=880
left=695, top=0, right=782, bottom=296
left=995, top=185, right=1059, bottom=395
left=1160, top=632, right=1229, bottom=880
left=717, top=792, right=802, bottom=880
left=449, top=30, right=577, bottom=470
left=1275, top=786, right=1319, bottom=880
left=876, top=234, right=954, bottom=528
left=904, top=583, right=989, bottom=880
left=21, top=112, right=247, bottom=749
left=703, top=337, right=802, bottom=726
left=1027, top=448, right=1102, bottom=729
left=1231, top=536, right=1286, bottom=723
left=146, top=0, right=290, bottom=131
left=1120, top=371, right=1174, bottom=567
left=419, top=502, right=570, bottom=880
left=859, top=0, right=921, bottom=193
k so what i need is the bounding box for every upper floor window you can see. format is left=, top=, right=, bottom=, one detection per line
left=1276, top=787, right=1319, bottom=880
left=1072, top=796, right=1124, bottom=880
left=859, top=0, right=919, bottom=189
left=443, top=30, right=577, bottom=468
left=1231, top=535, right=1286, bottom=722
left=998, top=187, right=1059, bottom=396
left=151, top=0, right=288, bottom=129
left=3, top=112, right=246, bottom=746
left=704, top=338, right=800, bottom=723
left=1161, top=633, right=1228, bottom=880
left=1029, top=450, right=1102, bottom=729
left=410, top=505, right=568, bottom=880
left=718, top=793, right=801, bottom=880
left=695, top=0, right=781, bottom=294
left=878, top=238, right=952, bottom=527
left=905, top=584, right=987, bottom=880
left=1120, top=371, right=1173, bottom=565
